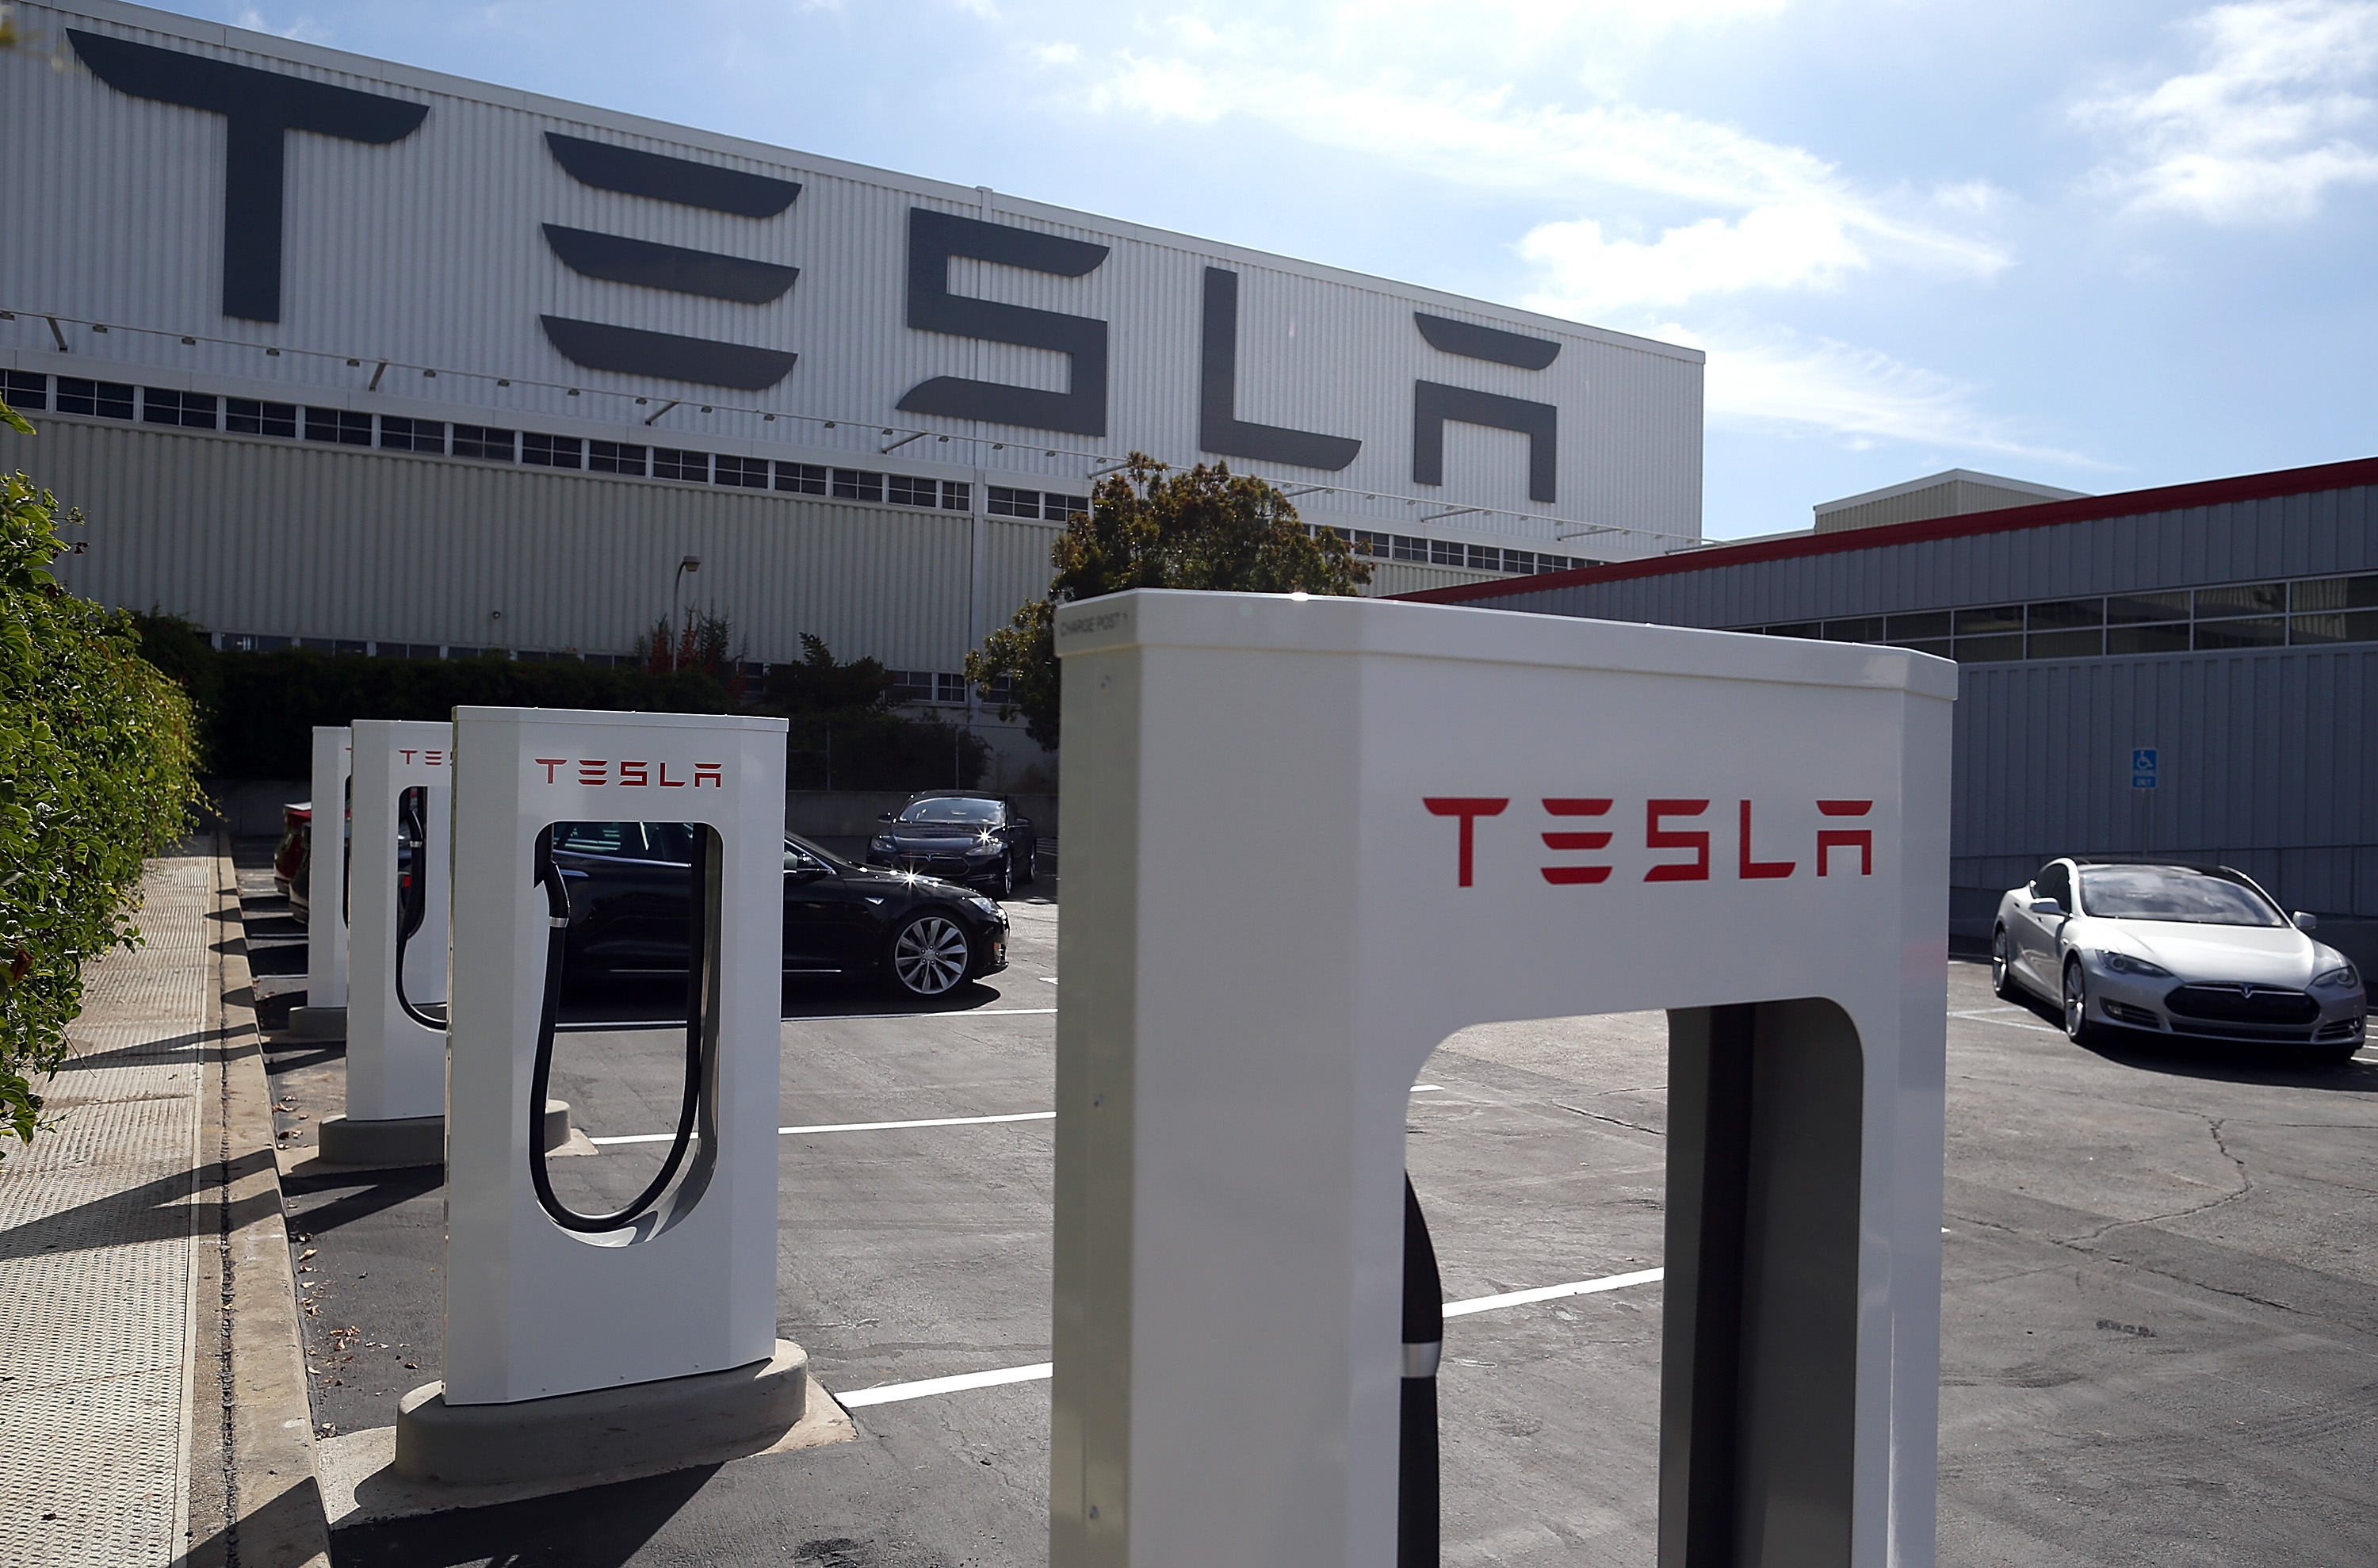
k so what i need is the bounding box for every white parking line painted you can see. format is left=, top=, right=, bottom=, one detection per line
left=1948, top=1008, right=2063, bottom=1035
left=589, top=1111, right=1058, bottom=1146
left=1441, top=1266, right=1664, bottom=1317
left=832, top=1265, right=1665, bottom=1409
left=590, top=1084, right=1443, bottom=1146
left=839, top=1362, right=1055, bottom=1408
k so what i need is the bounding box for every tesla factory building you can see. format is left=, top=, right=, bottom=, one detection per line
left=1, top=1, right=1703, bottom=727
left=1409, top=460, right=2378, bottom=939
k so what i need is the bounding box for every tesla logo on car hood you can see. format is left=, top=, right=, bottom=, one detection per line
left=2239, top=983, right=2256, bottom=1000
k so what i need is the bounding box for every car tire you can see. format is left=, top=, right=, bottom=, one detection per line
left=1019, top=839, right=1037, bottom=886
left=888, top=912, right=973, bottom=998
left=2061, top=958, right=2100, bottom=1046
left=1990, top=926, right=2018, bottom=1000
left=992, top=855, right=1015, bottom=901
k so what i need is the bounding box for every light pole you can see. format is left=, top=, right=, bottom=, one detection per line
left=670, top=555, right=702, bottom=670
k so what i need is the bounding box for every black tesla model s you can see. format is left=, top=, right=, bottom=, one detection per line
left=550, top=822, right=1008, bottom=1000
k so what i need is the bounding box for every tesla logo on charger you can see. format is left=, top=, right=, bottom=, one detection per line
left=533, top=758, right=724, bottom=788
left=396, top=749, right=449, bottom=767
left=1423, top=797, right=1874, bottom=888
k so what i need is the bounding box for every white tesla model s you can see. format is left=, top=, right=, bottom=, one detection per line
left=1993, top=859, right=2367, bottom=1062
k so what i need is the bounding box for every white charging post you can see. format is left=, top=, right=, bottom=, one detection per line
left=319, top=720, right=453, bottom=1167
left=1050, top=591, right=1955, bottom=1568
left=395, top=707, right=808, bottom=1486
left=291, top=725, right=350, bottom=1038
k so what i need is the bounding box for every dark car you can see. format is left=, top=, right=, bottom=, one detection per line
left=551, top=823, right=1009, bottom=1000
left=862, top=794, right=1038, bottom=897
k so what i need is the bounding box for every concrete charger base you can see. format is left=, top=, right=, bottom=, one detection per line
left=289, top=1004, right=347, bottom=1038
left=392, top=1340, right=816, bottom=1490
left=317, top=1099, right=573, bottom=1168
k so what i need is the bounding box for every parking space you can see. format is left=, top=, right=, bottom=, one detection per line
left=239, top=844, right=2376, bottom=1566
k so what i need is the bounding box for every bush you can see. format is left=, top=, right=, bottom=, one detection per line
left=0, top=470, right=203, bottom=1153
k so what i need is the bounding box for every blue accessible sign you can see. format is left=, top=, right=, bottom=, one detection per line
left=2132, top=748, right=2158, bottom=790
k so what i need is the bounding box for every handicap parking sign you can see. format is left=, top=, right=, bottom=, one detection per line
left=2132, top=747, right=2158, bottom=789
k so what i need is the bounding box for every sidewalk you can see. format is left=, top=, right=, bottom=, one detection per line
left=0, top=841, right=324, bottom=1568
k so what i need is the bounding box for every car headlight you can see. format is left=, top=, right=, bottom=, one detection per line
left=965, top=843, right=1003, bottom=858
left=2096, top=950, right=2173, bottom=978
left=965, top=895, right=1002, bottom=919
left=870, top=835, right=896, bottom=852
left=2314, top=963, right=2363, bottom=991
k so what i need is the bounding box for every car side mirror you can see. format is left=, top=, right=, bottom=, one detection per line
left=2293, top=911, right=2319, bottom=932
left=878, top=811, right=896, bottom=821
left=2032, top=897, right=2064, bottom=918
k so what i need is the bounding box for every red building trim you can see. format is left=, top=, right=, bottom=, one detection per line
left=1396, top=455, right=2378, bottom=606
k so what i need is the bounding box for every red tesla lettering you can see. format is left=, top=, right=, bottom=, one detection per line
left=659, top=762, right=686, bottom=788
left=1816, top=799, right=1873, bottom=876
left=1645, top=799, right=1711, bottom=882
left=577, top=760, right=607, bottom=786
left=694, top=763, right=723, bottom=788
left=398, top=748, right=417, bottom=764
left=535, top=757, right=566, bottom=783
left=1539, top=798, right=1613, bottom=885
left=1738, top=801, right=1795, bottom=879
left=1424, top=797, right=1508, bottom=888
left=621, top=760, right=648, bottom=787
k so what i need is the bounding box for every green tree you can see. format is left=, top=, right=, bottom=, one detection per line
left=0, top=463, right=204, bottom=1153
left=965, top=454, right=1369, bottom=748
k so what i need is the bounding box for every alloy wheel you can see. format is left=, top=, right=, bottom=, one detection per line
left=1990, top=927, right=2013, bottom=999
left=892, top=915, right=971, bottom=996
left=2063, top=962, right=2089, bottom=1042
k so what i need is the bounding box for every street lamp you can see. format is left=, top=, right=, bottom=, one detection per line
left=670, top=555, right=702, bottom=670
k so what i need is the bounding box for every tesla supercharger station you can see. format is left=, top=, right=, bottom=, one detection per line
left=1049, top=591, right=1955, bottom=1568
left=393, top=707, right=806, bottom=1486
left=320, top=720, right=454, bottom=1167
left=292, top=725, right=350, bottom=1037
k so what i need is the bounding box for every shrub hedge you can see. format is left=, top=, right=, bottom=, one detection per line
left=1, top=469, right=203, bottom=1153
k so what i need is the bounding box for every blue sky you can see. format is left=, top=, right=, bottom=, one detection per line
left=159, top=0, right=2378, bottom=538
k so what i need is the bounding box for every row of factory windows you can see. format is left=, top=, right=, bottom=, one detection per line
left=6, top=370, right=1588, bottom=576
left=203, top=631, right=1002, bottom=706
left=0, top=370, right=1093, bottom=515
left=1309, top=526, right=1600, bottom=576
left=1741, top=574, right=2378, bottom=661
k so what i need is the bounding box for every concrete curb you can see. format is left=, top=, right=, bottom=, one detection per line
left=185, top=836, right=332, bottom=1568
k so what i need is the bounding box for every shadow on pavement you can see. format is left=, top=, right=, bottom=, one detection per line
left=330, top=1464, right=719, bottom=1568
left=1991, top=977, right=2375, bottom=1090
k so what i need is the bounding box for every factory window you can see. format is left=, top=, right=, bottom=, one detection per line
left=142, top=388, right=218, bottom=429
left=0, top=370, right=45, bottom=411
left=888, top=473, right=937, bottom=508
left=56, top=378, right=135, bottom=419
left=379, top=643, right=443, bottom=660
left=941, top=481, right=971, bottom=511
left=590, top=440, right=646, bottom=476
left=380, top=416, right=445, bottom=453
left=653, top=447, right=707, bottom=482
left=714, top=454, right=768, bottom=488
left=1393, top=535, right=1425, bottom=562
left=225, top=398, right=298, bottom=438
left=305, top=407, right=372, bottom=446
left=988, top=486, right=1038, bottom=518
left=522, top=432, right=584, bottom=469
left=1429, top=539, right=1462, bottom=567
left=774, top=461, right=827, bottom=495
left=1043, top=492, right=1089, bottom=521
left=833, top=468, right=884, bottom=502
left=452, top=425, right=518, bottom=462
left=1742, top=572, right=2378, bottom=663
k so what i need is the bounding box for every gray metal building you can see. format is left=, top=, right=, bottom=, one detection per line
left=1, top=0, right=1706, bottom=759
left=1406, top=458, right=2378, bottom=931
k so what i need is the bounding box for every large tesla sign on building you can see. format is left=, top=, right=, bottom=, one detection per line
left=5, top=2, right=1700, bottom=536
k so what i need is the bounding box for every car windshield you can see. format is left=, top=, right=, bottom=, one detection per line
left=2078, top=866, right=2285, bottom=927
left=898, top=797, right=1001, bottom=825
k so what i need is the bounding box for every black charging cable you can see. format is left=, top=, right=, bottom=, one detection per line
left=526, top=824, right=715, bottom=1233
left=1400, top=1172, right=1443, bottom=1568
left=392, top=787, right=445, bottom=1031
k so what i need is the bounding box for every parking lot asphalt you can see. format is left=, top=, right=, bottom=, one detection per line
left=239, top=840, right=2378, bottom=1566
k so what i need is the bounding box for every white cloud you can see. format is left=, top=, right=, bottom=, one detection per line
left=234, top=7, right=334, bottom=44
left=1089, top=62, right=2007, bottom=312
left=2078, top=0, right=2378, bottom=222
left=1665, top=324, right=2101, bottom=467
